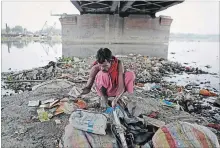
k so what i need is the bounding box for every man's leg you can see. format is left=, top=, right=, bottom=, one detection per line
left=95, top=71, right=111, bottom=109
left=124, top=71, right=135, bottom=94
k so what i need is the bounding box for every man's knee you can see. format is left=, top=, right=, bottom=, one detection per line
left=125, top=71, right=135, bottom=81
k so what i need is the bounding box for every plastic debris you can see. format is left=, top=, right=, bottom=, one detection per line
left=54, top=102, right=65, bottom=116
left=37, top=108, right=50, bottom=122
left=69, top=110, right=107, bottom=135
left=199, top=89, right=217, bottom=96
left=147, top=111, right=159, bottom=118
left=59, top=73, right=74, bottom=79
left=28, top=100, right=40, bottom=107
left=41, top=99, right=55, bottom=105
left=55, top=119, right=61, bottom=125
left=213, top=114, right=220, bottom=121
left=63, top=102, right=77, bottom=114
left=49, top=99, right=60, bottom=108
left=39, top=104, right=50, bottom=108
left=68, top=86, right=81, bottom=98
left=75, top=100, right=87, bottom=109
left=161, top=100, right=176, bottom=107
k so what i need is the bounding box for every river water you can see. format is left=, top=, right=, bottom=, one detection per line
left=1, top=40, right=219, bottom=91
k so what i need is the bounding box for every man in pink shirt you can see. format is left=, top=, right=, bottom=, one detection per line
left=80, top=48, right=135, bottom=109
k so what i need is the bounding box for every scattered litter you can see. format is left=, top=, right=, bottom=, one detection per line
left=199, top=89, right=217, bottom=96
left=136, top=83, right=144, bottom=87
left=39, top=104, right=50, bottom=108
left=73, top=57, right=80, bottom=62
left=59, top=73, right=74, bottom=79
left=55, top=119, right=61, bottom=125
left=205, top=65, right=212, bottom=68
left=147, top=111, right=159, bottom=118
left=63, top=102, right=77, bottom=114
left=54, top=102, right=65, bottom=116
left=60, top=98, right=69, bottom=102
left=28, top=100, right=40, bottom=107
left=75, top=100, right=87, bottom=109
left=213, top=114, right=220, bottom=121
left=49, top=99, right=60, bottom=108
left=161, top=100, right=176, bottom=107
left=41, top=99, right=55, bottom=105
left=37, top=108, right=50, bottom=122
left=68, top=86, right=81, bottom=98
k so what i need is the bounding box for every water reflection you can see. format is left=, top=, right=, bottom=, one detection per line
left=2, top=40, right=61, bottom=53
left=1, top=40, right=219, bottom=91
left=62, top=42, right=169, bottom=59
left=1, top=40, right=62, bottom=72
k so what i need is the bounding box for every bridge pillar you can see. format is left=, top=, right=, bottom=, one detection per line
left=59, top=14, right=172, bottom=58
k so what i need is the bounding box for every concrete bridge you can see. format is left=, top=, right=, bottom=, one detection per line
left=60, top=1, right=184, bottom=58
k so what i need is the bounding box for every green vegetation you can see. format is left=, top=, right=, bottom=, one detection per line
left=58, top=56, right=73, bottom=63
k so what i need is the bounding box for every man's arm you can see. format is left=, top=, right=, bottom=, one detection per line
left=81, top=64, right=99, bottom=95
left=116, top=60, right=125, bottom=96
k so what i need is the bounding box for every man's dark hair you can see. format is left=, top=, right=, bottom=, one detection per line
left=96, top=48, right=112, bottom=64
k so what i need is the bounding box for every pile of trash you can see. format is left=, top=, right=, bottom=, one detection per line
left=59, top=84, right=219, bottom=147
left=25, top=79, right=220, bottom=146
left=2, top=77, right=219, bottom=147
left=1, top=54, right=212, bottom=96
left=1, top=54, right=220, bottom=147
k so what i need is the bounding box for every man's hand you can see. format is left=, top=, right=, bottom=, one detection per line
left=112, top=92, right=124, bottom=108
left=82, top=87, right=91, bottom=94
left=111, top=99, right=117, bottom=109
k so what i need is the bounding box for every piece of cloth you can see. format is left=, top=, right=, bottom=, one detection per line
left=93, top=56, right=119, bottom=86
left=95, top=71, right=135, bottom=97
left=152, top=121, right=220, bottom=148
left=207, top=123, right=220, bottom=130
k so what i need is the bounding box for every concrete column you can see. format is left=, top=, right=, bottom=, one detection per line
left=60, top=14, right=173, bottom=59
left=105, top=14, right=110, bottom=43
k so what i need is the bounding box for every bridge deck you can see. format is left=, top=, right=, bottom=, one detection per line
left=71, top=1, right=183, bottom=17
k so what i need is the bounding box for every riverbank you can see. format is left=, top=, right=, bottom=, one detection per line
left=1, top=35, right=62, bottom=42
left=1, top=55, right=220, bottom=147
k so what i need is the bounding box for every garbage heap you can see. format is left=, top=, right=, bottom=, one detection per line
left=1, top=54, right=213, bottom=96
left=1, top=54, right=220, bottom=147
left=26, top=79, right=220, bottom=147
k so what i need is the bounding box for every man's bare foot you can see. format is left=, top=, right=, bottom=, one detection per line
left=100, top=98, right=109, bottom=111
left=81, top=87, right=91, bottom=95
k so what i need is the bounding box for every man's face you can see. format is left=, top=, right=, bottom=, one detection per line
left=98, top=60, right=111, bottom=72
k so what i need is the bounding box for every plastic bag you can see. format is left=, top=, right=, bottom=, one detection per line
left=69, top=110, right=107, bottom=135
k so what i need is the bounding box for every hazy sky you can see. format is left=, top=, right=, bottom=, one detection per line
left=1, top=0, right=219, bottom=34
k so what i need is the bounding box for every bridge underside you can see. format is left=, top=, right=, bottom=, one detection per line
left=71, top=0, right=183, bottom=17
left=61, top=1, right=184, bottom=58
